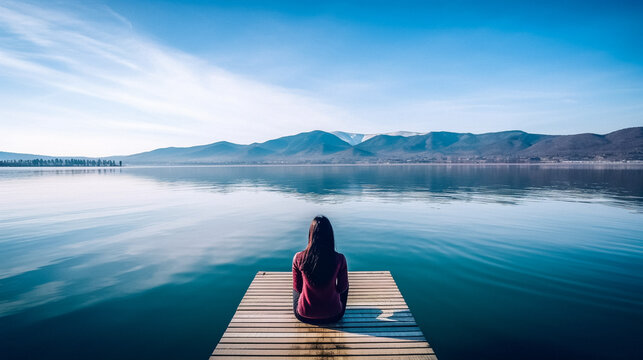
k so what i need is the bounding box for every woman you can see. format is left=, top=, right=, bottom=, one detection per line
left=292, top=215, right=349, bottom=324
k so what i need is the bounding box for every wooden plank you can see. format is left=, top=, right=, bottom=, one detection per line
left=235, top=306, right=410, bottom=310
left=257, top=274, right=394, bottom=277
left=215, top=342, right=430, bottom=349
left=250, top=282, right=400, bottom=285
left=253, top=278, right=397, bottom=282
left=240, top=295, right=405, bottom=300
left=245, top=288, right=402, bottom=292
left=229, top=319, right=416, bottom=324
left=239, top=295, right=406, bottom=300
left=221, top=331, right=426, bottom=338
left=212, top=348, right=435, bottom=356
left=240, top=299, right=408, bottom=304
left=246, top=286, right=401, bottom=289
left=217, top=336, right=428, bottom=344
left=227, top=323, right=421, bottom=329
left=240, top=300, right=408, bottom=305
left=246, top=288, right=400, bottom=291
left=252, top=276, right=394, bottom=278
left=255, top=276, right=396, bottom=279
left=260, top=271, right=392, bottom=274
left=252, top=280, right=398, bottom=282
left=249, top=286, right=399, bottom=288
left=211, top=271, right=436, bottom=359
left=238, top=305, right=410, bottom=309
left=229, top=318, right=416, bottom=323
left=236, top=306, right=410, bottom=310
left=246, top=290, right=401, bottom=293
left=226, top=324, right=422, bottom=330
left=231, top=310, right=413, bottom=317
left=250, top=279, right=395, bottom=282
left=251, top=282, right=400, bottom=284
left=243, top=292, right=403, bottom=295
left=220, top=327, right=422, bottom=334
left=235, top=306, right=411, bottom=311
left=211, top=356, right=437, bottom=360
left=237, top=306, right=410, bottom=311
left=243, top=294, right=403, bottom=297
left=249, top=282, right=398, bottom=285
left=230, top=316, right=415, bottom=322
left=241, top=295, right=405, bottom=298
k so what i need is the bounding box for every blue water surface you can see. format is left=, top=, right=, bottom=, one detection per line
left=0, top=165, right=641, bottom=359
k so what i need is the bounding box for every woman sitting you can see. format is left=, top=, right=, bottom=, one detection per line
left=292, top=215, right=349, bottom=324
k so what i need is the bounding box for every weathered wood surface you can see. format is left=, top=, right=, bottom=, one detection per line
left=211, top=271, right=437, bottom=359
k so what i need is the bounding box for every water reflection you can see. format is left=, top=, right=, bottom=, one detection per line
left=122, top=165, right=643, bottom=207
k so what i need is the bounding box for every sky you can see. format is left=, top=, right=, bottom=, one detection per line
left=0, top=0, right=642, bottom=157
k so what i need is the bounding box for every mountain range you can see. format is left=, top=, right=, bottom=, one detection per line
left=2, top=127, right=641, bottom=164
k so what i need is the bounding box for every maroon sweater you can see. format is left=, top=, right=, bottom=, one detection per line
left=292, top=251, right=349, bottom=319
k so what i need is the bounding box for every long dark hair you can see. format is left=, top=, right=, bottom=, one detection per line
left=302, top=215, right=336, bottom=287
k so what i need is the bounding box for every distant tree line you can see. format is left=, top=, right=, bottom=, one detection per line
left=0, top=158, right=122, bottom=167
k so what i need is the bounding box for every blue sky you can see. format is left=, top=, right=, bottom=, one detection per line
left=0, top=0, right=642, bottom=156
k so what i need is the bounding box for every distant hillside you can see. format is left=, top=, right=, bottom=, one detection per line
left=355, top=130, right=553, bottom=160
left=119, top=130, right=355, bottom=164
left=519, top=127, right=643, bottom=160
left=2, top=127, right=642, bottom=165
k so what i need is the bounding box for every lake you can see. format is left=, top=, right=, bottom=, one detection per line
left=0, top=164, right=642, bottom=360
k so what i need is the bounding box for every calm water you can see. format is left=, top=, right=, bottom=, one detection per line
left=0, top=165, right=642, bottom=360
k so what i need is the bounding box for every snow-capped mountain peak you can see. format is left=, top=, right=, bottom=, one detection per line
left=332, top=131, right=425, bottom=146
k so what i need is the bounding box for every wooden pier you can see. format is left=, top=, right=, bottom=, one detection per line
left=211, top=271, right=437, bottom=359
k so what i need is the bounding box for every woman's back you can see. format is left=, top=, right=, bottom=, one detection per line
left=292, top=251, right=348, bottom=319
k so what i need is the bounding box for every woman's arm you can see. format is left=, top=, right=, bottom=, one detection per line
left=339, top=287, right=348, bottom=313
left=292, top=253, right=303, bottom=293
left=336, top=254, right=349, bottom=293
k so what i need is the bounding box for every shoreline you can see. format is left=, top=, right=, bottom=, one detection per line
left=1, top=161, right=642, bottom=169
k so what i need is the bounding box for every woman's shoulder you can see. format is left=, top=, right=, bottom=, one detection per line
left=335, top=251, right=347, bottom=264
left=293, top=251, right=305, bottom=265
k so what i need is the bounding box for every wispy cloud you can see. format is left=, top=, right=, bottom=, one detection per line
left=0, top=1, right=349, bottom=156
left=0, top=1, right=641, bottom=156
